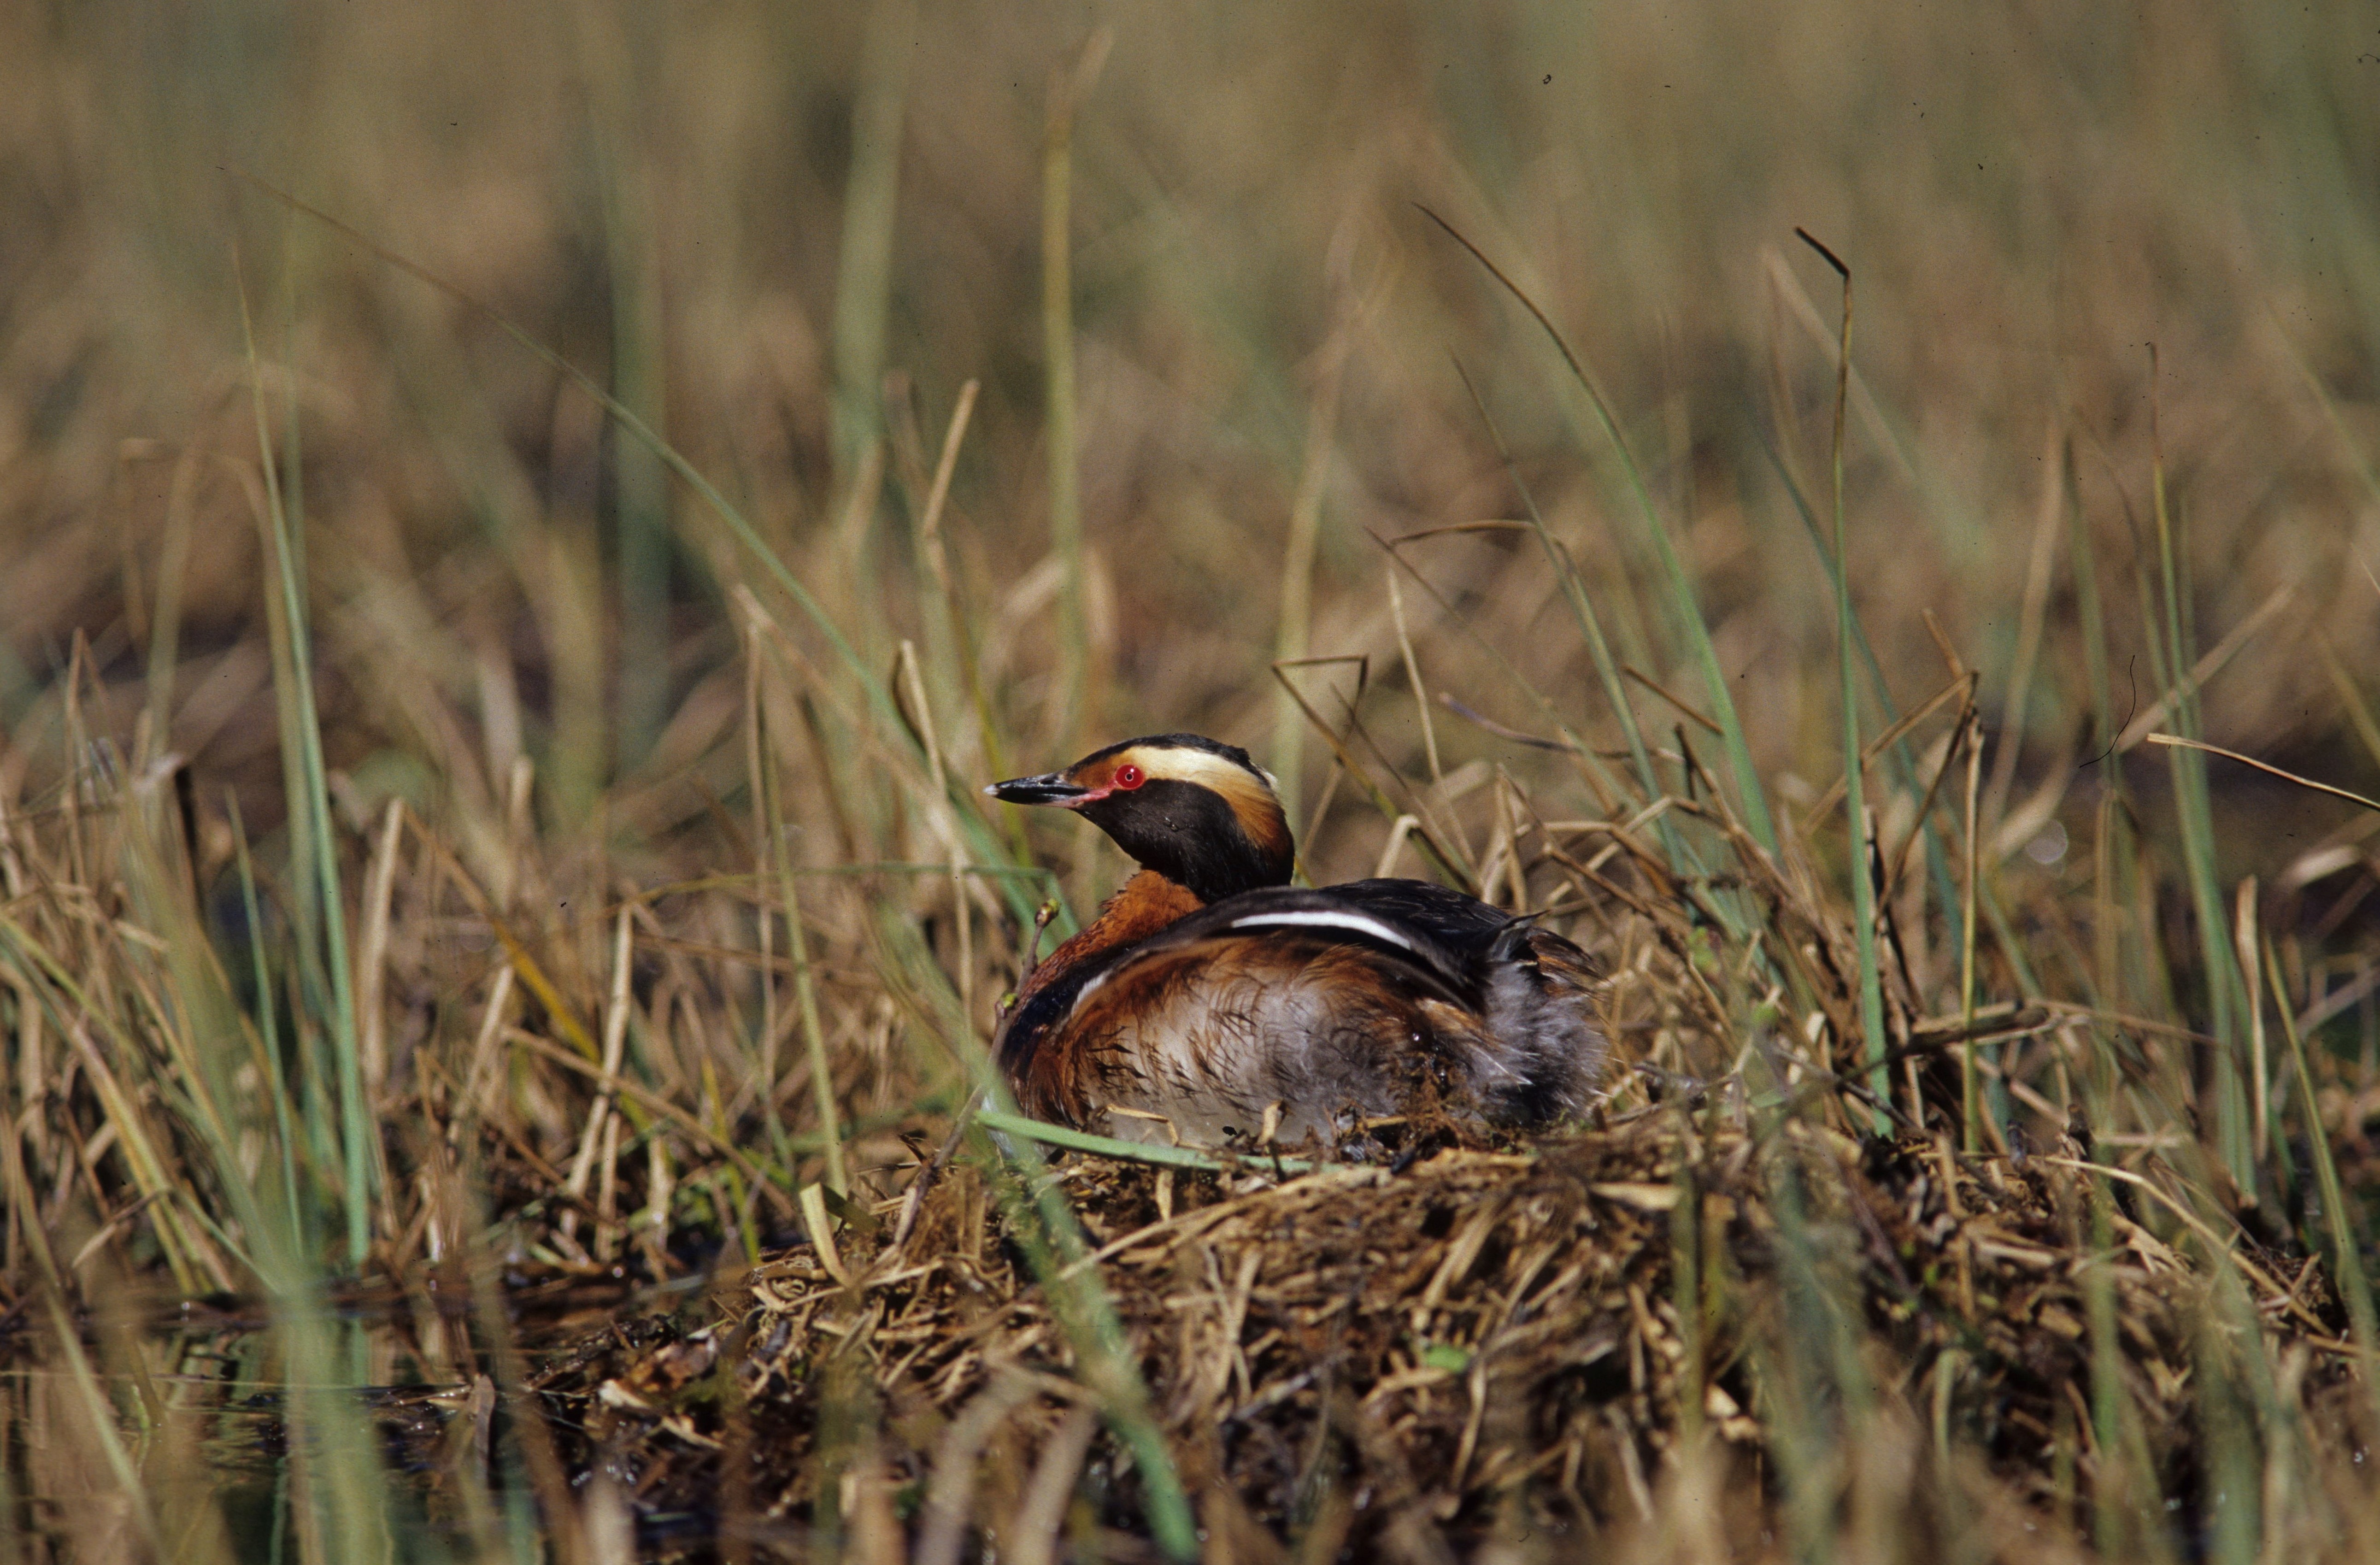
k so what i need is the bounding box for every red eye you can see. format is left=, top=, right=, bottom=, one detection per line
left=1113, top=763, right=1145, bottom=790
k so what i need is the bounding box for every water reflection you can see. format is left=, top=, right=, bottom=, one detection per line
left=0, top=1268, right=700, bottom=1561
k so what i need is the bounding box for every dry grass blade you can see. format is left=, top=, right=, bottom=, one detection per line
left=8, top=15, right=2380, bottom=1560
left=2145, top=734, right=2380, bottom=815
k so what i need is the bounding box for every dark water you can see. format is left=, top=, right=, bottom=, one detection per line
left=0, top=1271, right=704, bottom=1562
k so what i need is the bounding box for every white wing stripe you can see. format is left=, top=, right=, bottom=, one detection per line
left=1062, top=969, right=1114, bottom=1021
left=1227, top=910, right=1416, bottom=952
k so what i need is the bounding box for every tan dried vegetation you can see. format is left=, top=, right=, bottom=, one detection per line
left=2, top=1, right=2379, bottom=1561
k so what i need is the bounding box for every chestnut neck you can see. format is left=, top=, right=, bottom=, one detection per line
left=1016, top=869, right=1204, bottom=1006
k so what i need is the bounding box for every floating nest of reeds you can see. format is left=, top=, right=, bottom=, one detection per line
left=534, top=1111, right=2365, bottom=1562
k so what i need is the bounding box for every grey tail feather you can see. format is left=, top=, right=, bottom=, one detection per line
left=1471, top=927, right=1603, bottom=1124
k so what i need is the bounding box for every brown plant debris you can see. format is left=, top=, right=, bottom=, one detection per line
left=539, top=1116, right=2360, bottom=1562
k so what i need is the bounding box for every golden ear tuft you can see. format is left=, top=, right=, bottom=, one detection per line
left=1127, top=745, right=1272, bottom=801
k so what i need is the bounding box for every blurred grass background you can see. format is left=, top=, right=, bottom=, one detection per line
left=6, top=1, right=2380, bottom=1559
left=7, top=0, right=2376, bottom=873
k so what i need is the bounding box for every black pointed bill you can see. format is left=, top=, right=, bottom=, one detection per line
left=985, top=771, right=1092, bottom=807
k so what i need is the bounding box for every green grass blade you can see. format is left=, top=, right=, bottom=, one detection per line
left=977, top=1108, right=1316, bottom=1176
left=235, top=241, right=375, bottom=1268
left=1421, top=206, right=1779, bottom=857
left=1450, top=359, right=1704, bottom=886
left=1042, top=36, right=1111, bottom=744
left=590, top=80, right=674, bottom=778
left=1799, top=232, right=1890, bottom=1118
left=1268, top=348, right=1347, bottom=828
left=2146, top=369, right=2251, bottom=1188
left=2269, top=938, right=2380, bottom=1437
left=118, top=774, right=400, bottom=1561
left=1754, top=424, right=2034, bottom=999
left=876, top=911, right=1197, bottom=1559
left=230, top=174, right=1050, bottom=931
left=828, top=0, right=912, bottom=481
left=226, top=791, right=305, bottom=1241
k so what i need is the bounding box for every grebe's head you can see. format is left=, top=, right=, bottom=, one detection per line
left=986, top=734, right=1293, bottom=902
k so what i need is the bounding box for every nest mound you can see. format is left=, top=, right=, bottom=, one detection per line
left=545, top=1116, right=2356, bottom=1561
